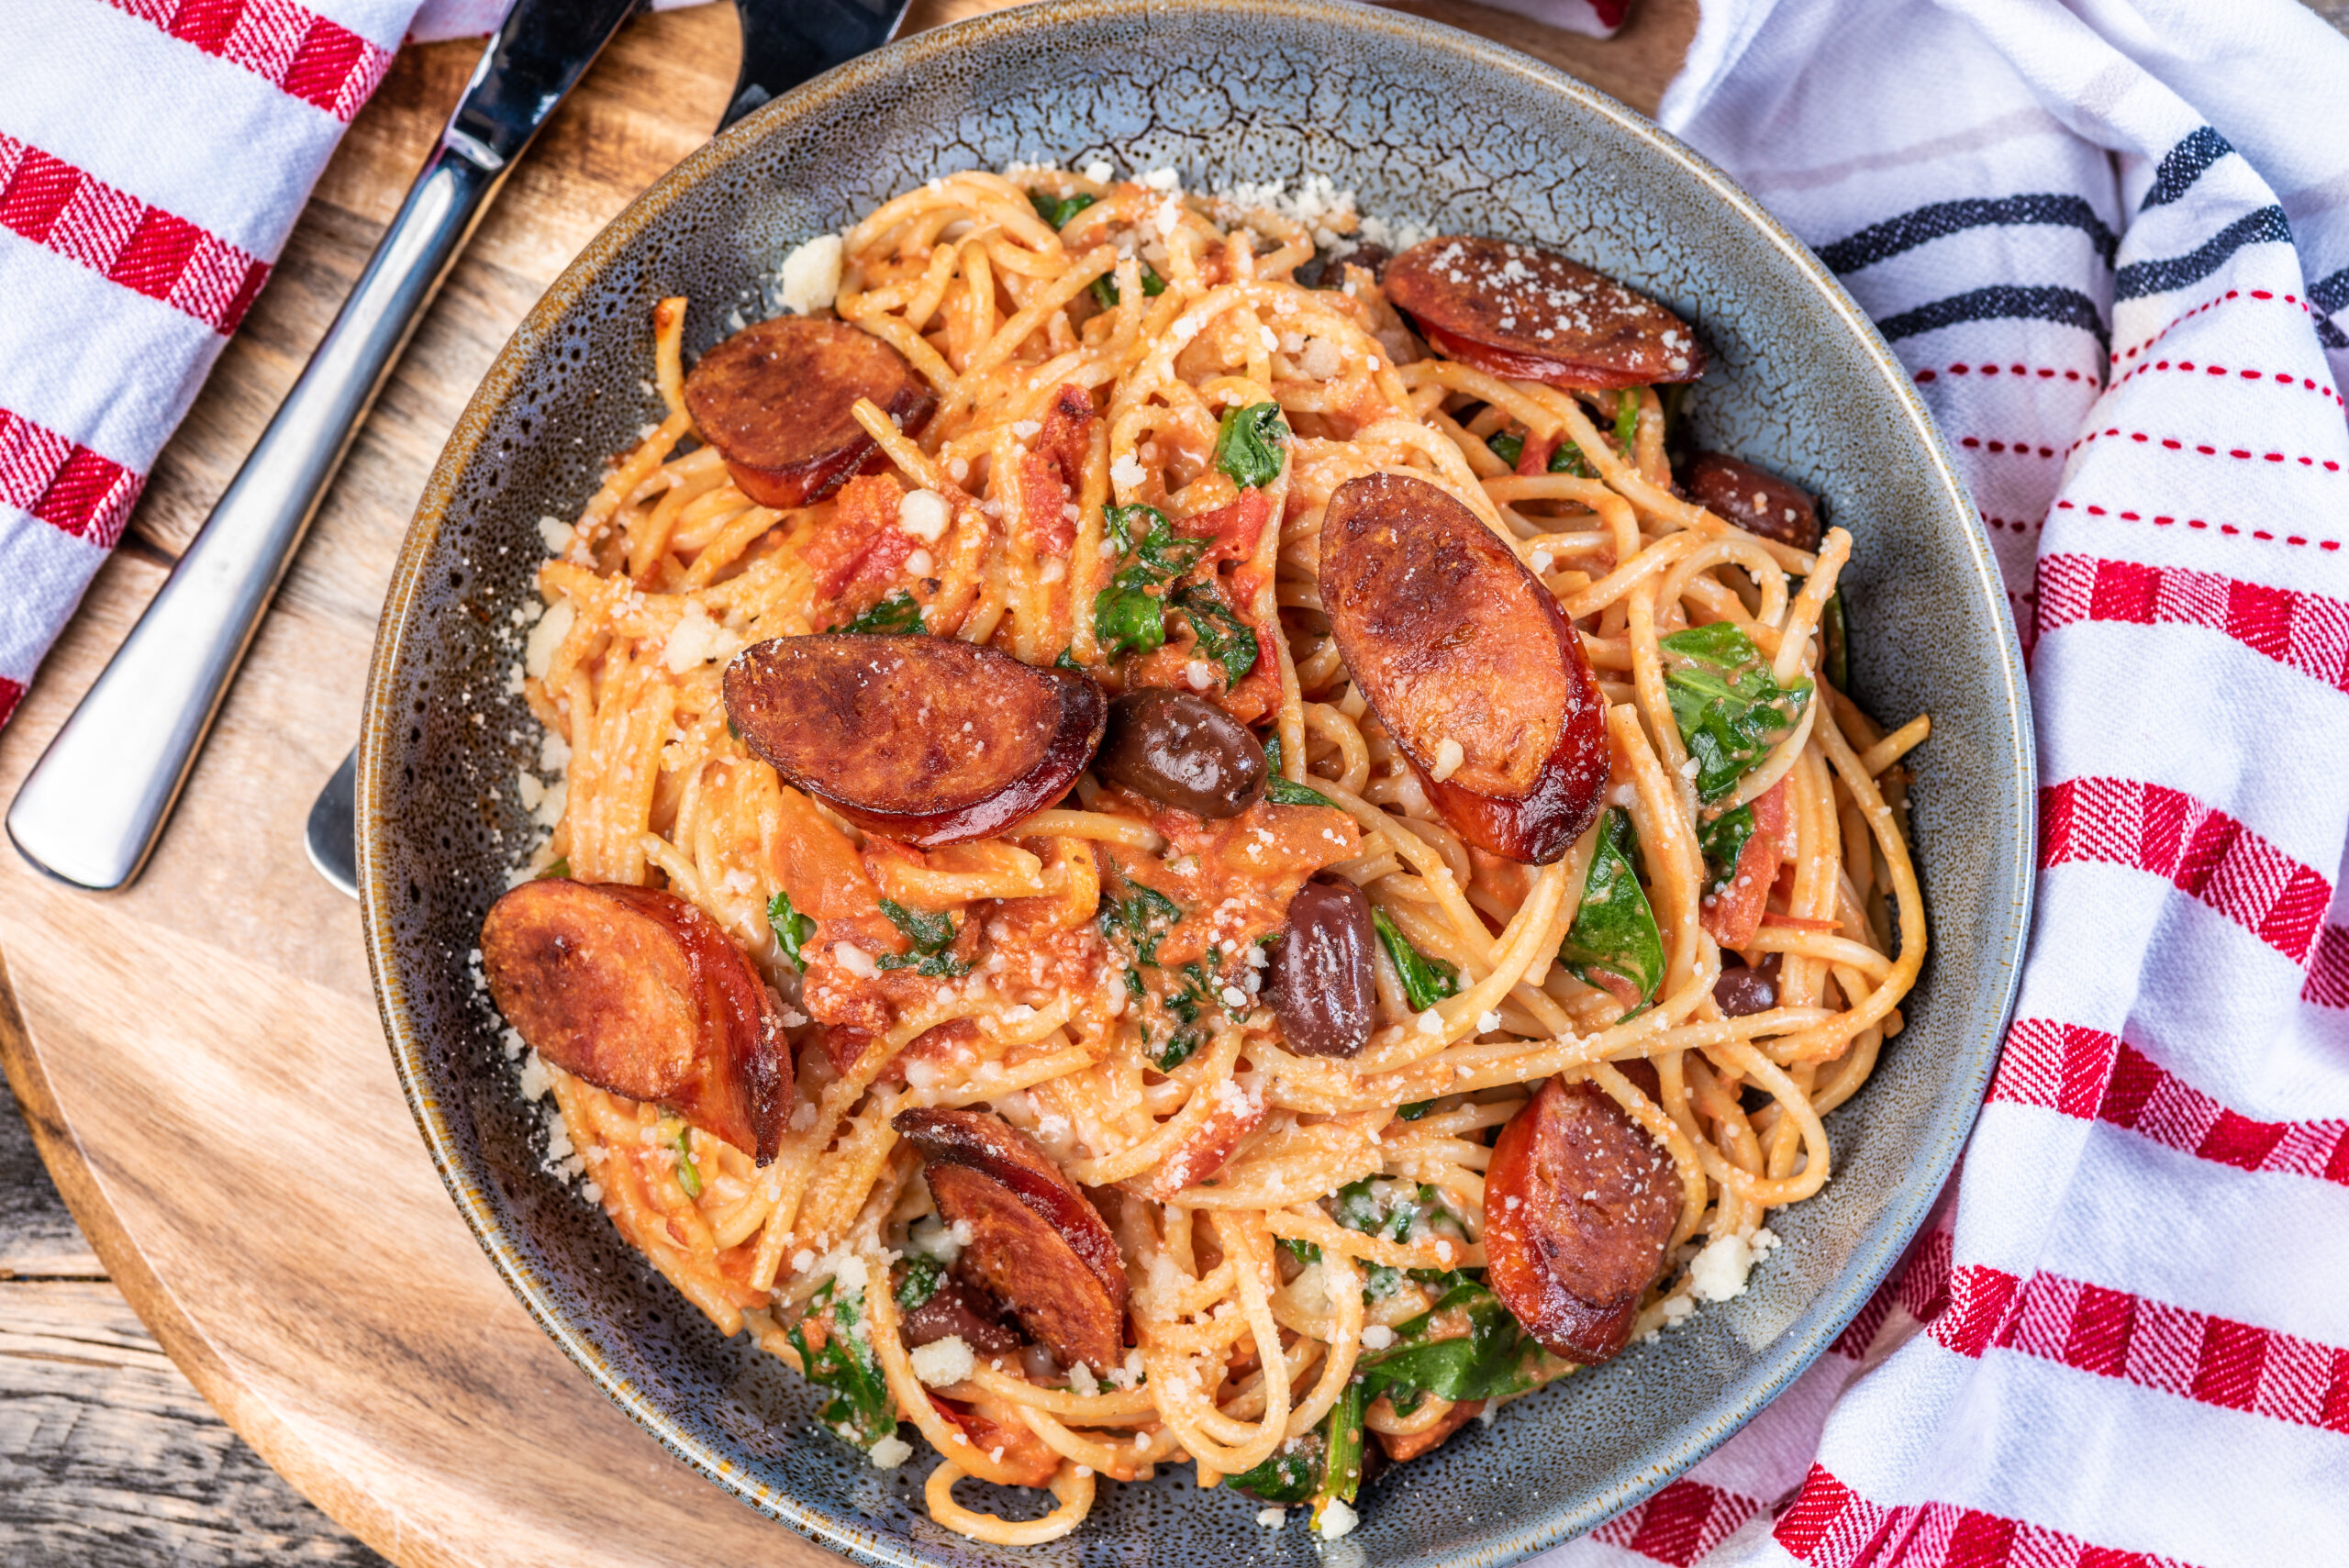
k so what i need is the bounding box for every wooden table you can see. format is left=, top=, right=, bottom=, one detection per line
left=0, top=2, right=1694, bottom=1563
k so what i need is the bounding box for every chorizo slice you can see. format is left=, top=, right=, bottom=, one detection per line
left=1700, top=779, right=1795, bottom=950
left=723, top=635, right=1107, bottom=848
left=1320, top=473, right=1609, bottom=864
left=895, top=1265, right=1022, bottom=1354
left=1484, top=1073, right=1676, bottom=1364
left=1685, top=452, right=1822, bottom=551
left=682, top=316, right=934, bottom=509
left=1384, top=236, right=1706, bottom=389
left=481, top=879, right=790, bottom=1162
left=1375, top=1398, right=1485, bottom=1463
left=893, top=1106, right=1129, bottom=1372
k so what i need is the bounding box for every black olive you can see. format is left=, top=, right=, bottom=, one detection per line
left=1097, top=689, right=1267, bottom=819
left=1713, top=954, right=1781, bottom=1018
left=1268, top=877, right=1376, bottom=1059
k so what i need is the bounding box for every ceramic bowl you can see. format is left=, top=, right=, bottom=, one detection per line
left=359, top=2, right=2034, bottom=1562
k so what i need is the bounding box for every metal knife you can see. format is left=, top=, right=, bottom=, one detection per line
left=298, top=0, right=911, bottom=901
left=4, top=0, right=640, bottom=892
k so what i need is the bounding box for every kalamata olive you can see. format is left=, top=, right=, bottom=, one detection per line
left=1097, top=689, right=1267, bottom=819
left=1268, top=877, right=1377, bottom=1059
left=1713, top=955, right=1782, bottom=1018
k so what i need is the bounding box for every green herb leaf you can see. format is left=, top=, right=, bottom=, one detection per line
left=1371, top=909, right=1460, bottom=1013
left=841, top=590, right=925, bottom=635
left=1230, top=1437, right=1322, bottom=1506
left=671, top=1123, right=703, bottom=1198
left=1486, top=427, right=1592, bottom=475
left=1279, top=1236, right=1323, bottom=1267
left=1261, top=735, right=1338, bottom=807
left=537, top=857, right=571, bottom=880
left=1332, top=1177, right=1458, bottom=1244
left=1357, top=1280, right=1544, bottom=1408
left=1698, top=802, right=1757, bottom=899
left=1659, top=622, right=1812, bottom=800
left=1309, top=1376, right=1369, bottom=1529
left=1169, top=583, right=1259, bottom=686
left=874, top=898, right=968, bottom=977
left=1615, top=388, right=1641, bottom=453
left=1556, top=807, right=1665, bottom=1010
left=1092, top=504, right=1219, bottom=661
left=1090, top=262, right=1167, bottom=310
left=1053, top=645, right=1083, bottom=671
left=787, top=1279, right=898, bottom=1451
left=896, top=1253, right=943, bottom=1312
left=768, top=892, right=816, bottom=965
left=1213, top=401, right=1289, bottom=489
left=1099, top=884, right=1183, bottom=966
left=1486, top=430, right=1524, bottom=467
left=1820, top=586, right=1850, bottom=691
left=1028, top=189, right=1098, bottom=229
left=1363, top=1262, right=1405, bottom=1298
left=1396, top=1100, right=1434, bottom=1121
left=1093, top=581, right=1169, bottom=660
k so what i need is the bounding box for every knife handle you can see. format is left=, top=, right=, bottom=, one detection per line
left=5, top=139, right=506, bottom=891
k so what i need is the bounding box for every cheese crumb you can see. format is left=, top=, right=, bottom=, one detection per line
left=1185, top=659, right=1217, bottom=691
left=523, top=598, right=575, bottom=679
left=1359, top=1324, right=1396, bottom=1351
left=1084, top=160, right=1114, bottom=183
left=1317, top=1498, right=1359, bottom=1540
left=834, top=942, right=879, bottom=980
left=1110, top=451, right=1147, bottom=490
left=868, top=1433, right=914, bottom=1469
left=536, top=515, right=574, bottom=555
left=1431, top=736, right=1465, bottom=783
left=899, top=488, right=952, bottom=542
left=776, top=233, right=845, bottom=316
left=910, top=1335, right=975, bottom=1386
left=1258, top=1506, right=1286, bottom=1528
left=1687, top=1227, right=1778, bottom=1302
left=1416, top=1007, right=1444, bottom=1037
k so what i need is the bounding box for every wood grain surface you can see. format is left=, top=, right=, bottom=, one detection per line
left=0, top=4, right=1693, bottom=1564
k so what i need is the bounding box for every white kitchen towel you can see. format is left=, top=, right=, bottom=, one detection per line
left=0, top=0, right=422, bottom=728
left=1539, top=2, right=2349, bottom=1565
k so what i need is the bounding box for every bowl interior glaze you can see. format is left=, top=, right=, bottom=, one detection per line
left=359, top=4, right=2033, bottom=1564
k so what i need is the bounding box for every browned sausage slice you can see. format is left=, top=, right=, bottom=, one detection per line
left=723, top=635, right=1107, bottom=848
left=1684, top=452, right=1823, bottom=551
left=1385, top=237, right=1706, bottom=389
left=1320, top=473, right=1609, bottom=864
left=682, top=317, right=935, bottom=509
left=1483, top=1073, right=1676, bottom=1363
left=481, top=879, right=791, bottom=1162
left=894, top=1107, right=1129, bottom=1371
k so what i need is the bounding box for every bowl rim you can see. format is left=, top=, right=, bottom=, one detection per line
left=358, top=1, right=2037, bottom=1561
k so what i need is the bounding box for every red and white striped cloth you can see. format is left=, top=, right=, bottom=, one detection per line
left=0, top=0, right=423, bottom=728
left=1542, top=1, right=2349, bottom=1564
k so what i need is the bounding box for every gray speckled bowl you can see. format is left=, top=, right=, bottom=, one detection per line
left=358, top=3, right=2034, bottom=1563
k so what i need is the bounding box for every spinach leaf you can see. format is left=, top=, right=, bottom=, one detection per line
left=895, top=1253, right=943, bottom=1312
left=1053, top=645, right=1083, bottom=671
left=1614, top=388, right=1641, bottom=453
left=1213, top=401, right=1289, bottom=489
left=1230, top=1436, right=1322, bottom=1506
left=1486, top=428, right=1591, bottom=475
left=1698, top=802, right=1757, bottom=898
left=1092, top=504, right=1218, bottom=661
left=1820, top=586, right=1849, bottom=691
left=1261, top=737, right=1337, bottom=807
left=1333, top=1177, right=1457, bottom=1244
left=1099, top=883, right=1182, bottom=966
left=1371, top=909, right=1459, bottom=1013
left=1396, top=1100, right=1434, bottom=1121
left=1556, top=806, right=1665, bottom=1010
left=787, top=1279, right=898, bottom=1450
left=1310, top=1377, right=1369, bottom=1530
left=1170, top=583, right=1259, bottom=686
left=1090, top=263, right=1167, bottom=311
left=841, top=590, right=925, bottom=635
left=1152, top=962, right=1220, bottom=1071
left=1363, top=1262, right=1405, bottom=1298
left=768, top=892, right=816, bottom=965
left=1659, top=621, right=1812, bottom=801
left=1279, top=1236, right=1323, bottom=1268
left=670, top=1122, right=702, bottom=1198
left=1357, top=1279, right=1543, bottom=1407
left=1028, top=189, right=1098, bottom=229
left=874, top=898, right=967, bottom=978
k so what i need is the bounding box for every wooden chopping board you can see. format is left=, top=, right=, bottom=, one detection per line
left=0, top=4, right=1693, bottom=1563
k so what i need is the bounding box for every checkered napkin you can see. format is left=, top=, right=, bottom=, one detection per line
left=1536, top=2, right=2349, bottom=1565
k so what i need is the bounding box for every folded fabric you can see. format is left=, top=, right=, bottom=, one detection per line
left=0, top=0, right=424, bottom=728
left=1532, top=3, right=2349, bottom=1564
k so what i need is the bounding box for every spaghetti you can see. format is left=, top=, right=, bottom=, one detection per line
left=504, top=165, right=1928, bottom=1544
